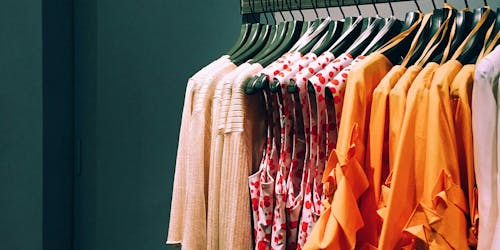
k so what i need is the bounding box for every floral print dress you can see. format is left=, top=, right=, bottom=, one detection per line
left=290, top=52, right=335, bottom=248
left=308, top=53, right=354, bottom=218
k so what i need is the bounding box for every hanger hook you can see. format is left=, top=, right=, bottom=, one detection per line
left=464, top=0, right=469, bottom=9
left=269, top=0, right=277, bottom=24
left=260, top=0, right=269, bottom=23
left=371, top=0, right=379, bottom=16
left=312, top=0, right=320, bottom=19
left=296, top=0, right=305, bottom=21
left=287, top=0, right=296, bottom=21
left=413, top=0, right=421, bottom=12
left=354, top=0, right=362, bottom=16
left=387, top=0, right=394, bottom=16
left=430, top=0, right=437, bottom=10
left=276, top=0, right=286, bottom=22
left=483, top=0, right=488, bottom=5
left=325, top=0, right=332, bottom=17
left=337, top=0, right=346, bottom=18
left=250, top=0, right=260, bottom=20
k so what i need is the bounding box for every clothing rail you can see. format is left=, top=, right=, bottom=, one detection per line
left=240, top=0, right=413, bottom=14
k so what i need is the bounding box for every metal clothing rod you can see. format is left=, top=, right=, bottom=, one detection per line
left=241, top=0, right=413, bottom=14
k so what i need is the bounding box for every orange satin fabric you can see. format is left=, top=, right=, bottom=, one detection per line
left=304, top=53, right=392, bottom=250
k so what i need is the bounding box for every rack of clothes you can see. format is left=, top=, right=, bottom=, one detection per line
left=167, top=0, right=500, bottom=249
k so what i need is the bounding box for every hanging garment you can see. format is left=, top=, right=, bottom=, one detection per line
left=262, top=51, right=304, bottom=81
left=378, top=62, right=440, bottom=250
left=310, top=52, right=354, bottom=224
left=167, top=56, right=236, bottom=247
left=417, top=60, right=467, bottom=249
left=377, top=7, right=465, bottom=248
left=182, top=59, right=237, bottom=250
left=293, top=56, right=316, bottom=249
left=271, top=83, right=294, bottom=250
left=304, top=52, right=393, bottom=250
left=368, top=65, right=406, bottom=208
left=284, top=54, right=317, bottom=250
left=387, top=66, right=422, bottom=172
left=304, top=12, right=427, bottom=247
left=450, top=64, right=478, bottom=246
left=367, top=13, right=431, bottom=214
left=473, top=45, right=500, bottom=250
left=362, top=65, right=407, bottom=247
left=207, top=64, right=253, bottom=250
left=249, top=88, right=276, bottom=250
left=286, top=87, right=307, bottom=250
left=168, top=56, right=230, bottom=245
left=219, top=63, right=266, bottom=250
left=292, top=52, right=336, bottom=249
left=325, top=55, right=367, bottom=130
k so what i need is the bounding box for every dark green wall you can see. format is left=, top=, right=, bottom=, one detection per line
left=43, top=0, right=75, bottom=249
left=0, top=1, right=43, bottom=249
left=1, top=0, right=241, bottom=248
left=74, top=0, right=241, bottom=249
left=0, top=0, right=75, bottom=249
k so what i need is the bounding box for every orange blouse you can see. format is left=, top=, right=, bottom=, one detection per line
left=368, top=65, right=406, bottom=206
left=304, top=53, right=392, bottom=250
left=416, top=60, right=468, bottom=249
left=376, top=65, right=423, bottom=214
left=378, top=62, right=439, bottom=250
left=450, top=64, right=478, bottom=246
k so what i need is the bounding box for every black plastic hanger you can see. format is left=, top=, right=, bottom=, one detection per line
left=229, top=0, right=265, bottom=60
left=249, top=0, right=289, bottom=63
left=311, top=20, right=344, bottom=55
left=256, top=0, right=304, bottom=66
left=429, top=7, right=474, bottom=63
left=354, top=0, right=403, bottom=56
left=380, top=11, right=422, bottom=65
left=227, top=24, right=252, bottom=56
left=346, top=18, right=386, bottom=57
left=405, top=3, right=454, bottom=65
left=230, top=24, right=264, bottom=61
left=362, top=17, right=403, bottom=55
left=232, top=25, right=273, bottom=65
left=457, top=7, right=495, bottom=64
left=329, top=16, right=374, bottom=56
left=245, top=0, right=305, bottom=94
left=297, top=20, right=332, bottom=54
left=486, top=8, right=500, bottom=49
left=307, top=0, right=345, bottom=55
left=248, top=3, right=281, bottom=62
left=251, top=22, right=287, bottom=62
left=232, top=0, right=276, bottom=64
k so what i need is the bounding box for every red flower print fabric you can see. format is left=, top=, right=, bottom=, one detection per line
left=272, top=52, right=317, bottom=90
left=271, top=87, right=294, bottom=249
left=261, top=51, right=303, bottom=82
left=325, top=55, right=366, bottom=129
left=290, top=52, right=335, bottom=249
left=308, top=53, right=354, bottom=217
left=249, top=89, right=280, bottom=250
